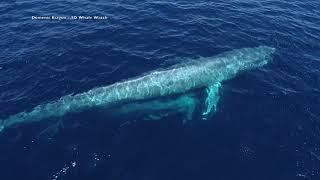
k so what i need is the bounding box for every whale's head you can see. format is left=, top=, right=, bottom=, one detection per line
left=205, top=46, right=276, bottom=82
left=241, top=45, right=276, bottom=69
left=224, top=46, right=276, bottom=71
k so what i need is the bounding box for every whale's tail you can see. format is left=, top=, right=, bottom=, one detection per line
left=0, top=85, right=126, bottom=133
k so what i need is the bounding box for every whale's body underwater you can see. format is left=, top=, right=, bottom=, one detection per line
left=0, top=46, right=275, bottom=132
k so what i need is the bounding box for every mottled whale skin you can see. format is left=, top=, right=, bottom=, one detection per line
left=0, top=46, right=275, bottom=132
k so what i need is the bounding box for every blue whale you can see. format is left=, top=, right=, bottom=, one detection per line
left=0, top=46, right=275, bottom=132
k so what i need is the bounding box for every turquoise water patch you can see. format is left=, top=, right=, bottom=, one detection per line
left=109, top=94, right=200, bottom=122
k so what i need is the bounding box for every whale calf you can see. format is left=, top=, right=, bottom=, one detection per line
left=0, top=46, right=275, bottom=132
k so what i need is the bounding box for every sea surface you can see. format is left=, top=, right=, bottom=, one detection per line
left=0, top=0, right=320, bottom=179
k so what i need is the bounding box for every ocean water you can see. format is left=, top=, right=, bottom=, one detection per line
left=0, top=0, right=320, bottom=179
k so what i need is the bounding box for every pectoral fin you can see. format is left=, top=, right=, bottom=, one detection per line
left=202, top=82, right=221, bottom=119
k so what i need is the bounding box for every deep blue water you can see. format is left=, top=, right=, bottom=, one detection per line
left=0, top=0, right=320, bottom=179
